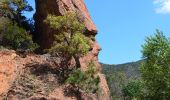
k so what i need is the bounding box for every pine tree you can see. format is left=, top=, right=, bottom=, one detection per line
left=0, top=0, right=33, bottom=26
left=45, top=11, right=91, bottom=69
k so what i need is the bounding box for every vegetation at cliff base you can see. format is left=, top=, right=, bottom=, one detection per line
left=101, top=60, right=142, bottom=99
left=140, top=30, right=170, bottom=99
left=102, top=30, right=170, bottom=100
left=122, top=79, right=143, bottom=100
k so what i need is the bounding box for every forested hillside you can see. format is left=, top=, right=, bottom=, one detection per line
left=101, top=31, right=170, bottom=100
left=101, top=60, right=143, bottom=79
left=101, top=60, right=143, bottom=99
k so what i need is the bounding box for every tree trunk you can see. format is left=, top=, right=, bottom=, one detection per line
left=73, top=55, right=81, bottom=68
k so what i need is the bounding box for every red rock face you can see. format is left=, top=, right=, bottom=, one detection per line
left=0, top=50, right=109, bottom=100
left=34, top=0, right=109, bottom=99
left=0, top=50, right=17, bottom=98
left=34, top=0, right=97, bottom=49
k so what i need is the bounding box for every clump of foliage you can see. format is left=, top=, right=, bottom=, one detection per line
left=66, top=61, right=100, bottom=94
left=0, top=0, right=38, bottom=51
left=106, top=71, right=127, bottom=99
left=102, top=62, right=143, bottom=99
left=1, top=22, right=38, bottom=51
left=44, top=11, right=91, bottom=68
left=0, top=17, right=10, bottom=44
left=45, top=12, right=100, bottom=98
left=122, top=79, right=143, bottom=100
left=0, top=17, right=11, bottom=32
left=140, top=30, right=170, bottom=99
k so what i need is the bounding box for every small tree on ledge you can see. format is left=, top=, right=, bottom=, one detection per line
left=44, top=11, right=91, bottom=69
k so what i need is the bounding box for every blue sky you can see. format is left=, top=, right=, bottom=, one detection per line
left=25, top=0, right=170, bottom=64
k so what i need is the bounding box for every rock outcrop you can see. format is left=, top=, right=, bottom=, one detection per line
left=0, top=50, right=17, bottom=98
left=0, top=0, right=109, bottom=99
left=0, top=50, right=109, bottom=100
left=34, top=0, right=97, bottom=49
left=34, top=0, right=109, bottom=100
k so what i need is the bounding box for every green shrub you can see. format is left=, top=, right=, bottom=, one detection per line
left=66, top=62, right=100, bottom=94
left=122, top=80, right=143, bottom=99
left=45, top=11, right=90, bottom=68
left=0, top=17, right=11, bottom=32
left=2, top=23, right=38, bottom=51
left=0, top=0, right=38, bottom=52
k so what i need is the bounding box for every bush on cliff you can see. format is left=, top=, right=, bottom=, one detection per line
left=1, top=20, right=38, bottom=51
left=0, top=0, right=38, bottom=52
left=44, top=11, right=90, bottom=68
left=66, top=61, right=100, bottom=94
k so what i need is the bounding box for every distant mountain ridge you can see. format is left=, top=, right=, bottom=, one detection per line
left=101, top=60, right=144, bottom=79
left=101, top=60, right=144, bottom=99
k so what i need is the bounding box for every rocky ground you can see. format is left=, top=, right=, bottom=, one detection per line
left=0, top=49, right=109, bottom=100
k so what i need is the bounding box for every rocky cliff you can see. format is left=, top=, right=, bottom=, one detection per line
left=34, top=0, right=97, bottom=49
left=34, top=0, right=109, bottom=99
left=0, top=49, right=109, bottom=100
left=0, top=0, right=109, bottom=100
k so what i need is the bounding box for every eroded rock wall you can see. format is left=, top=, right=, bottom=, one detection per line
left=34, top=0, right=97, bottom=49
left=34, top=0, right=109, bottom=99
left=0, top=50, right=109, bottom=100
